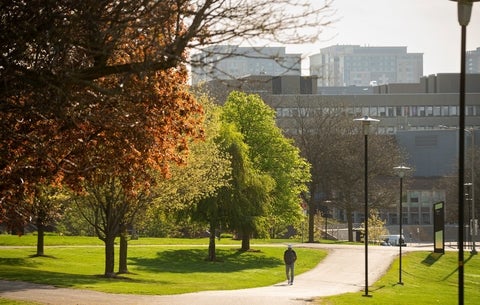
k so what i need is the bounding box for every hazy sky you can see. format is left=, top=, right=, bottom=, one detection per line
left=288, top=0, right=480, bottom=76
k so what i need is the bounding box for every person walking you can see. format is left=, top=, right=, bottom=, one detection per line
left=283, top=244, right=297, bottom=285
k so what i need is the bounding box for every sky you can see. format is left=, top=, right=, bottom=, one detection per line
left=287, top=0, right=480, bottom=76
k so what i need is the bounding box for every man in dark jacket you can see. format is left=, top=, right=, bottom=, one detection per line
left=283, top=244, right=297, bottom=285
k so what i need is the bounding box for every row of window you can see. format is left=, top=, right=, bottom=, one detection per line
left=276, top=105, right=480, bottom=118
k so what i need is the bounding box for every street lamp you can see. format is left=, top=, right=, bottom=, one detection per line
left=393, top=165, right=411, bottom=285
left=439, top=125, right=478, bottom=254
left=450, top=1, right=479, bottom=304
left=465, top=182, right=473, bottom=249
left=465, top=129, right=477, bottom=255
left=354, top=115, right=379, bottom=297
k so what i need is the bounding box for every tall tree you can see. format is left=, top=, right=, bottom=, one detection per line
left=0, top=0, right=333, bottom=231
left=73, top=176, right=141, bottom=277
left=291, top=103, right=403, bottom=242
left=195, top=122, right=274, bottom=256
left=221, top=92, right=310, bottom=243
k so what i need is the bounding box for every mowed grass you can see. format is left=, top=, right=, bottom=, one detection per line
left=316, top=251, right=480, bottom=305
left=0, top=235, right=326, bottom=295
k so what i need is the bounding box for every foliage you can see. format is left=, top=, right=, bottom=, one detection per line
left=362, top=209, right=388, bottom=244
left=221, top=91, right=311, bottom=240
left=0, top=0, right=334, bottom=227
left=290, top=102, right=404, bottom=242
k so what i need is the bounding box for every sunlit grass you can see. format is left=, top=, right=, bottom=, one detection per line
left=0, top=236, right=326, bottom=295
left=316, top=251, right=480, bottom=305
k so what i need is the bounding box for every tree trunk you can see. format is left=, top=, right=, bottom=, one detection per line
left=308, top=197, right=315, bottom=243
left=241, top=233, right=250, bottom=251
left=104, top=236, right=116, bottom=277
left=346, top=207, right=354, bottom=242
left=118, top=225, right=129, bottom=274
left=36, top=222, right=45, bottom=256
left=208, top=222, right=216, bottom=261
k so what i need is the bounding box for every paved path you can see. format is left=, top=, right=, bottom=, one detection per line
left=0, top=244, right=409, bottom=305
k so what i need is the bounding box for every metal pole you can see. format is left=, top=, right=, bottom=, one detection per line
left=472, top=130, right=477, bottom=254
left=458, top=20, right=467, bottom=305
left=399, top=176, right=404, bottom=285
left=363, top=133, right=370, bottom=297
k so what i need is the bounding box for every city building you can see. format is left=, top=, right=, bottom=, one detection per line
left=309, top=45, right=423, bottom=87
left=199, top=73, right=480, bottom=238
left=467, top=47, right=480, bottom=73
left=190, top=46, right=301, bottom=85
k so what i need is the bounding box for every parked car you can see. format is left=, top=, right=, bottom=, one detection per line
left=380, top=234, right=407, bottom=246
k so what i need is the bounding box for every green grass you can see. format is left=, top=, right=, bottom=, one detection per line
left=317, top=251, right=480, bottom=305
left=0, top=298, right=41, bottom=305
left=0, top=234, right=303, bottom=246
left=0, top=235, right=326, bottom=295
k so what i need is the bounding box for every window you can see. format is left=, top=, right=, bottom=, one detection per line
left=426, top=106, right=433, bottom=116
left=467, top=106, right=474, bottom=116
left=387, top=107, right=395, bottom=117
left=419, top=106, right=425, bottom=116
left=450, top=106, right=458, bottom=116
left=396, top=106, right=403, bottom=116
left=362, top=107, right=369, bottom=116
left=441, top=106, right=449, bottom=116
left=379, top=107, right=386, bottom=117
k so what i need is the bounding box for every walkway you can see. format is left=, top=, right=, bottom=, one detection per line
left=0, top=244, right=404, bottom=305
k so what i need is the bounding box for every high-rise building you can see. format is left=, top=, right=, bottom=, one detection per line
left=190, top=45, right=301, bottom=85
left=467, top=47, right=480, bottom=73
left=309, top=45, right=423, bottom=87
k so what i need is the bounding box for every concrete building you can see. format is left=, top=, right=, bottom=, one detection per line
left=467, top=47, right=480, bottom=73
left=309, top=45, right=423, bottom=87
left=200, top=73, right=480, bottom=235
left=190, top=46, right=301, bottom=85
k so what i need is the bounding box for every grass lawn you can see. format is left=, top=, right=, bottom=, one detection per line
left=316, top=250, right=480, bottom=305
left=0, top=235, right=326, bottom=295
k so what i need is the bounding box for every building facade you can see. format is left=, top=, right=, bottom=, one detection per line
left=190, top=46, right=301, bottom=85
left=309, top=45, right=423, bottom=87
left=467, top=47, right=480, bottom=74
left=200, top=73, right=480, bottom=234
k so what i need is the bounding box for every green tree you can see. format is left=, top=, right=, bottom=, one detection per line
left=30, top=185, right=66, bottom=256
left=195, top=122, right=274, bottom=257
left=221, top=91, right=311, bottom=241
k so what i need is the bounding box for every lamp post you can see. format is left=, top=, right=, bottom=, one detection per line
left=354, top=115, right=379, bottom=297
left=465, top=182, right=473, bottom=249
left=466, top=129, right=477, bottom=255
left=439, top=125, right=478, bottom=254
left=393, top=165, right=411, bottom=285
left=450, top=1, right=479, bottom=304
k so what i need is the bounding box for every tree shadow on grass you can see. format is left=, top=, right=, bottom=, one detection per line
left=130, top=248, right=283, bottom=274
left=422, top=252, right=443, bottom=266
left=0, top=257, right=37, bottom=268
left=441, top=252, right=476, bottom=281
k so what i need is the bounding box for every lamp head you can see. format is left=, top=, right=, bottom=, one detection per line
left=393, top=165, right=412, bottom=178
left=354, top=115, right=380, bottom=135
left=450, top=0, right=479, bottom=26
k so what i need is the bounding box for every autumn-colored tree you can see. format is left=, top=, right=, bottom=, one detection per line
left=0, top=0, right=333, bottom=233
